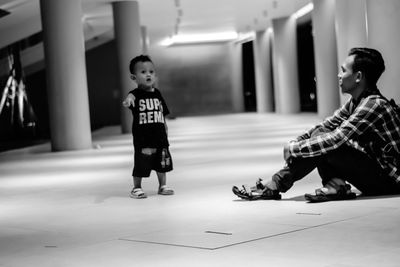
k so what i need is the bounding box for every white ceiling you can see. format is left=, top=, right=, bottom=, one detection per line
left=0, top=0, right=311, bottom=49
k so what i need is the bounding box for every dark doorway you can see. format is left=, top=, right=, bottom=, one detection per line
left=297, top=19, right=317, bottom=112
left=25, top=69, right=50, bottom=139
left=0, top=49, right=49, bottom=152
left=242, top=41, right=257, bottom=112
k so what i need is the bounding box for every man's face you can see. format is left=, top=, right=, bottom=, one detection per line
left=132, top=61, right=156, bottom=89
left=338, top=55, right=358, bottom=94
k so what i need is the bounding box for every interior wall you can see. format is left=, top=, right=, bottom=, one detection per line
left=148, top=43, right=234, bottom=117
left=6, top=39, right=236, bottom=146
left=366, top=0, right=400, bottom=102
left=85, top=41, right=235, bottom=120
left=85, top=41, right=121, bottom=130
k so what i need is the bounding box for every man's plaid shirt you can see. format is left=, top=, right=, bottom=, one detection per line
left=288, top=93, right=400, bottom=183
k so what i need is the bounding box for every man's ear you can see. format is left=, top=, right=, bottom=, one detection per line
left=130, top=74, right=136, bottom=81
left=355, top=71, right=363, bottom=83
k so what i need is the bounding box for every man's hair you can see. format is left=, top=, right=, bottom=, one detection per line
left=129, top=55, right=153, bottom=74
left=348, top=47, right=385, bottom=85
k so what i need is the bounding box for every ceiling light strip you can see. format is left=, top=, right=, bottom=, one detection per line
left=161, top=31, right=239, bottom=46
left=293, top=3, right=314, bottom=19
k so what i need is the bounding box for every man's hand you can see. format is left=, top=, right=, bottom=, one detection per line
left=122, top=94, right=135, bottom=108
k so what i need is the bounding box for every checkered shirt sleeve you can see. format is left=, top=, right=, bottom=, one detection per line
left=289, top=95, right=400, bottom=182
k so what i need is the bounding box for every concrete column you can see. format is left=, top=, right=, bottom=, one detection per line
left=271, top=17, right=300, bottom=114
left=312, top=0, right=340, bottom=118
left=335, top=0, right=368, bottom=104
left=229, top=42, right=244, bottom=112
left=40, top=0, right=92, bottom=151
left=335, top=0, right=368, bottom=64
left=112, top=1, right=142, bottom=134
left=366, top=0, right=400, bottom=102
left=141, top=26, right=148, bottom=54
left=254, top=29, right=274, bottom=112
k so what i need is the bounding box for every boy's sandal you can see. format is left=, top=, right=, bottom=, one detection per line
left=130, top=188, right=147, bottom=199
left=304, top=184, right=356, bottom=203
left=158, top=185, right=174, bottom=195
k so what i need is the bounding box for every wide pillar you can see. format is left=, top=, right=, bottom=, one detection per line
left=334, top=0, right=368, bottom=64
left=229, top=42, right=244, bottom=112
left=141, top=26, right=149, bottom=54
left=312, top=0, right=340, bottom=118
left=254, top=29, right=274, bottom=113
left=112, top=1, right=142, bottom=134
left=271, top=17, right=300, bottom=114
left=366, top=0, right=400, bottom=102
left=40, top=0, right=92, bottom=151
left=335, top=0, right=368, bottom=104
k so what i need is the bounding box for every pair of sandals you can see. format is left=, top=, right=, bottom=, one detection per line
left=233, top=179, right=356, bottom=202
left=130, top=185, right=174, bottom=199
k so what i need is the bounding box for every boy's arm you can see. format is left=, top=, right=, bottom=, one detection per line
left=122, top=93, right=135, bottom=108
left=164, top=120, right=168, bottom=136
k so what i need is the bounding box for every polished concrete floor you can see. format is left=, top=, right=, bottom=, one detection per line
left=1, top=113, right=400, bottom=267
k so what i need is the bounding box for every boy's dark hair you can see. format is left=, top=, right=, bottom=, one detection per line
left=348, top=47, right=385, bottom=85
left=129, top=55, right=153, bottom=74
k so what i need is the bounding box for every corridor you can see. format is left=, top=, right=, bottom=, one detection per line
left=1, top=113, right=399, bottom=267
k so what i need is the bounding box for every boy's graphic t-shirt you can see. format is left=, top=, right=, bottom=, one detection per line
left=129, top=88, right=170, bottom=148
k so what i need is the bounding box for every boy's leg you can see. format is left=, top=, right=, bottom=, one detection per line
left=131, top=148, right=153, bottom=199
left=133, top=176, right=143, bottom=188
left=130, top=176, right=147, bottom=198
left=156, top=172, right=166, bottom=187
left=154, top=148, right=174, bottom=195
left=156, top=172, right=174, bottom=195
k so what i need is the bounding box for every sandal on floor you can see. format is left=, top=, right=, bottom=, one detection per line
left=158, top=185, right=174, bottom=195
left=232, top=184, right=281, bottom=200
left=305, top=184, right=356, bottom=203
left=130, top=188, right=147, bottom=199
left=255, top=178, right=266, bottom=190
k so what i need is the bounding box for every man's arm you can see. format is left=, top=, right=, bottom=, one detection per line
left=295, top=99, right=352, bottom=142
left=288, top=97, right=381, bottom=158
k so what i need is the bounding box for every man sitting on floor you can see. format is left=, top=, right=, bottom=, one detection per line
left=233, top=47, right=400, bottom=202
